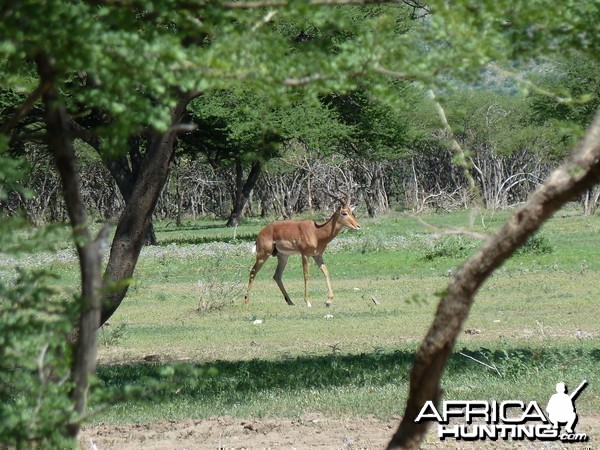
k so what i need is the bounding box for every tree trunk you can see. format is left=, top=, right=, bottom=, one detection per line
left=70, top=120, right=159, bottom=245
left=102, top=151, right=158, bottom=245
left=226, top=160, right=262, bottom=227
left=63, top=92, right=200, bottom=339
left=387, top=109, right=600, bottom=449
left=582, top=185, right=600, bottom=215
left=37, top=55, right=107, bottom=439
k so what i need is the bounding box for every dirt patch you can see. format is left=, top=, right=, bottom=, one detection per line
left=80, top=414, right=395, bottom=449
left=80, top=413, right=599, bottom=449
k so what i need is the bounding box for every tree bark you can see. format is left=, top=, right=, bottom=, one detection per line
left=37, top=55, right=107, bottom=438
left=387, top=109, right=600, bottom=449
left=63, top=92, right=200, bottom=341
left=226, top=160, right=262, bottom=227
left=68, top=122, right=158, bottom=245
left=97, top=143, right=159, bottom=244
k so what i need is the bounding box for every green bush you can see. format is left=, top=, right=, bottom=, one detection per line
left=516, top=233, right=554, bottom=255
left=0, top=269, right=77, bottom=449
left=196, top=250, right=246, bottom=314
left=423, top=236, right=478, bottom=261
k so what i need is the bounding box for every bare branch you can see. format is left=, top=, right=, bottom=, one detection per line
left=493, top=65, right=588, bottom=105
left=372, top=64, right=414, bottom=80
left=252, top=9, right=277, bottom=31
left=428, top=89, right=482, bottom=206
left=459, top=351, right=501, bottom=377
left=36, top=343, right=50, bottom=383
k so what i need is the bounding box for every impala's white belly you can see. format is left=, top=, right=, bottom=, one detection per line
left=275, top=239, right=304, bottom=255
left=278, top=248, right=300, bottom=255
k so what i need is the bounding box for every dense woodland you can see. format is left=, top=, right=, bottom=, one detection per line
left=1, top=1, right=599, bottom=448
left=2, top=7, right=599, bottom=228
left=5, top=73, right=600, bottom=227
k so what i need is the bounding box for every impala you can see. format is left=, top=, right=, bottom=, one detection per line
left=244, top=199, right=361, bottom=307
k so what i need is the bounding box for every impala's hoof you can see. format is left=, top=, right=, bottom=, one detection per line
left=325, top=300, right=332, bottom=307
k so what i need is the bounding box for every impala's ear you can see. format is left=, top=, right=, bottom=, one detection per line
left=350, top=205, right=356, bottom=212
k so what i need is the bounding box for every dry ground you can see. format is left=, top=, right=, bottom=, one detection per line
left=79, top=413, right=598, bottom=449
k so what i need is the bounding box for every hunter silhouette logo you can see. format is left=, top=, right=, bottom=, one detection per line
left=415, top=380, right=589, bottom=443
left=546, top=380, right=587, bottom=435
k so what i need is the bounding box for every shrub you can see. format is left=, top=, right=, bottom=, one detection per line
left=516, top=233, right=553, bottom=255
left=423, top=236, right=478, bottom=261
left=196, top=252, right=246, bottom=314
left=0, top=269, right=77, bottom=449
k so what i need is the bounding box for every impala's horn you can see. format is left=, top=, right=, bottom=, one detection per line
left=324, top=179, right=351, bottom=207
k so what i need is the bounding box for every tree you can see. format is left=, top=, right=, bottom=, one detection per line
left=325, top=81, right=423, bottom=216
left=383, top=1, right=600, bottom=447
left=184, top=89, right=354, bottom=225
left=2, top=0, right=600, bottom=447
left=436, top=90, right=569, bottom=209
left=184, top=90, right=285, bottom=227
left=1, top=2, right=421, bottom=443
left=528, top=53, right=600, bottom=214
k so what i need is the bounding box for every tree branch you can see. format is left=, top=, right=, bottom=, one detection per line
left=411, top=214, right=488, bottom=241
left=387, top=108, right=600, bottom=449
left=428, top=89, right=481, bottom=206
left=372, top=64, right=414, bottom=80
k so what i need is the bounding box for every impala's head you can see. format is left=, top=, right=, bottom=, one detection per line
left=324, top=181, right=361, bottom=230
left=338, top=204, right=361, bottom=231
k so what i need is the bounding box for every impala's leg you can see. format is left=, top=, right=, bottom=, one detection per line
left=244, top=256, right=267, bottom=304
left=301, top=254, right=311, bottom=307
left=273, top=254, right=294, bottom=305
left=313, top=255, right=334, bottom=307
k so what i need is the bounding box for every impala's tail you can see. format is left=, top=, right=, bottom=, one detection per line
left=250, top=241, right=278, bottom=256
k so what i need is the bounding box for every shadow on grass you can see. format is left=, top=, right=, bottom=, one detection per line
left=156, top=223, right=227, bottom=233
left=158, top=234, right=256, bottom=246
left=96, top=351, right=413, bottom=400
left=94, top=346, right=598, bottom=405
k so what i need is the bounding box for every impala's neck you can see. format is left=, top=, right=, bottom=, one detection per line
left=315, top=208, right=343, bottom=243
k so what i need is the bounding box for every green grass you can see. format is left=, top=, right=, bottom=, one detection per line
left=91, top=341, right=598, bottom=422
left=2, top=207, right=599, bottom=426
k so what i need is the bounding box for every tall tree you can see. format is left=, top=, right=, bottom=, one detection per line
left=184, top=89, right=354, bottom=226
left=325, top=81, right=423, bottom=216
left=384, top=1, right=600, bottom=447
left=1, top=3, right=421, bottom=442
left=183, top=90, right=285, bottom=227
left=3, top=1, right=599, bottom=447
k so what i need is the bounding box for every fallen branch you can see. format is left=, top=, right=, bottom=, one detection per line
left=459, top=351, right=501, bottom=377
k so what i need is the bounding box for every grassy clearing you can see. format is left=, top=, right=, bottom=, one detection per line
left=92, top=341, right=597, bottom=423
left=2, top=207, right=599, bottom=426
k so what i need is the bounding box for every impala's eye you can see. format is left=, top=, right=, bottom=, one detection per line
left=341, top=212, right=349, bottom=217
